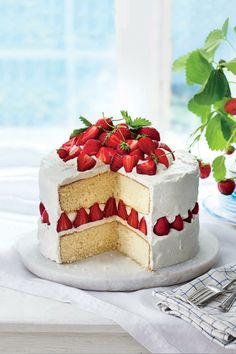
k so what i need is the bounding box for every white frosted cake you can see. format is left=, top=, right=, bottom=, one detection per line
left=38, top=112, right=199, bottom=270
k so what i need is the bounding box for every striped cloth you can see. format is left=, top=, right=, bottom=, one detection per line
left=153, top=264, right=236, bottom=348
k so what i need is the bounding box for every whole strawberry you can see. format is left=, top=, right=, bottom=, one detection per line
left=226, top=145, right=235, bottom=155
left=95, top=117, right=113, bottom=131
left=198, top=160, right=211, bottom=179
left=217, top=179, right=235, bottom=195
left=139, top=127, right=160, bottom=141
left=224, top=98, right=236, bottom=115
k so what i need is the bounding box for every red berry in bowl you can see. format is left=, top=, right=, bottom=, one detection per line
left=95, top=118, right=113, bottom=131
left=217, top=179, right=235, bottom=195
left=198, top=160, right=211, bottom=179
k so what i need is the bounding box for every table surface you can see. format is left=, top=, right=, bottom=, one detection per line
left=0, top=184, right=228, bottom=354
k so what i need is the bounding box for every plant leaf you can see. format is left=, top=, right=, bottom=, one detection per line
left=188, top=97, right=211, bottom=124
left=186, top=50, right=213, bottom=85
left=131, top=117, right=151, bottom=128
left=212, top=155, right=226, bottom=182
left=222, top=18, right=229, bottom=37
left=221, top=115, right=236, bottom=140
left=79, top=116, right=92, bottom=127
left=205, top=114, right=228, bottom=150
left=224, top=58, right=236, bottom=75
left=70, top=128, right=87, bottom=138
left=194, top=69, right=229, bottom=105
left=203, top=29, right=224, bottom=59
left=172, top=53, right=190, bottom=71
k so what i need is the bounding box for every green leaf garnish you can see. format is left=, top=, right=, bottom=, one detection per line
left=222, top=18, right=229, bottom=37
left=203, top=29, right=225, bottom=59
left=186, top=50, right=213, bottom=85
left=70, top=128, right=87, bottom=138
left=120, top=111, right=151, bottom=129
left=79, top=116, right=92, bottom=127
left=212, top=155, right=226, bottom=182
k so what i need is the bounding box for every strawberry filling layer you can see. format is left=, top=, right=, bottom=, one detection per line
left=153, top=202, right=199, bottom=236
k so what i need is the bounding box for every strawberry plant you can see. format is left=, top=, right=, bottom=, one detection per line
left=173, top=18, right=236, bottom=194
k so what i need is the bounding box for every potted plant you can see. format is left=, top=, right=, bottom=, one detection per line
left=173, top=18, right=236, bottom=199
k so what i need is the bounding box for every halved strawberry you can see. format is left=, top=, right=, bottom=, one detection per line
left=116, top=141, right=130, bottom=155
left=110, top=154, right=123, bottom=172
left=139, top=217, right=147, bottom=235
left=127, top=208, right=139, bottom=229
left=153, top=217, right=170, bottom=236
left=138, top=137, right=155, bottom=154
left=116, top=123, right=131, bottom=139
left=98, top=132, right=108, bottom=145
left=192, top=202, right=199, bottom=215
left=39, top=202, right=45, bottom=217
left=42, top=209, right=50, bottom=225
left=104, top=197, right=117, bottom=217
left=89, top=202, right=104, bottom=221
left=77, top=152, right=96, bottom=171
left=81, top=126, right=100, bottom=144
left=136, top=159, right=157, bottom=175
left=123, top=155, right=138, bottom=173
left=106, top=132, right=122, bottom=148
left=170, top=215, right=184, bottom=231
left=130, top=148, right=144, bottom=160
left=183, top=210, right=193, bottom=223
left=117, top=200, right=128, bottom=220
left=154, top=148, right=169, bottom=168
left=126, top=139, right=139, bottom=151
left=95, top=118, right=113, bottom=131
left=63, top=145, right=81, bottom=162
left=96, top=147, right=115, bottom=164
left=73, top=208, right=89, bottom=228
left=158, top=142, right=175, bottom=160
left=139, top=127, right=160, bottom=141
left=83, top=139, right=101, bottom=156
left=57, top=148, right=68, bottom=160
left=57, top=212, right=72, bottom=232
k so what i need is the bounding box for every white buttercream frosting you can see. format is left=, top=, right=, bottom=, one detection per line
left=38, top=149, right=199, bottom=269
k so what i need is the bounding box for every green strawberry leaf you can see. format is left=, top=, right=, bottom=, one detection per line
left=212, top=155, right=226, bottom=182
left=205, top=114, right=228, bottom=150
left=70, top=128, right=87, bottom=138
left=79, top=116, right=92, bottom=127
left=222, top=18, right=229, bottom=37
left=221, top=116, right=236, bottom=140
left=194, top=69, right=230, bottom=105
left=186, top=50, right=213, bottom=85
left=121, top=110, right=132, bottom=125
left=188, top=97, right=211, bottom=124
left=224, top=58, right=236, bottom=75
left=214, top=97, right=230, bottom=112
left=172, top=53, right=190, bottom=71
left=131, top=117, right=151, bottom=128
left=203, top=29, right=225, bottom=59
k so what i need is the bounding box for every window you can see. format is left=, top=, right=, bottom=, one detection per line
left=0, top=0, right=116, bottom=127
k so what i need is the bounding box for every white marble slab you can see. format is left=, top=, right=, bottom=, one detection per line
left=17, top=228, right=219, bottom=291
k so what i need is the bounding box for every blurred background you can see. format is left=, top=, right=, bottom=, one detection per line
left=0, top=0, right=236, bottom=218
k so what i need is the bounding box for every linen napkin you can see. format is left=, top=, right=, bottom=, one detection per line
left=153, top=264, right=236, bottom=348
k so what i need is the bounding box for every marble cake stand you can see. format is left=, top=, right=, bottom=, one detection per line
left=17, top=228, right=219, bottom=291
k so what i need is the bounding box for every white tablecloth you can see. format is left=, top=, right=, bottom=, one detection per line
left=0, top=209, right=235, bottom=354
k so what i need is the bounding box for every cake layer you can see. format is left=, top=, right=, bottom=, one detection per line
left=60, top=221, right=150, bottom=268
left=59, top=171, right=150, bottom=214
left=60, top=222, right=118, bottom=263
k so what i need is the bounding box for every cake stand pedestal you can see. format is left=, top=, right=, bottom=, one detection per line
left=17, top=228, right=219, bottom=291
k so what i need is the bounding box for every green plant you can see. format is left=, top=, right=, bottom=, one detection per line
left=173, top=18, right=236, bottom=184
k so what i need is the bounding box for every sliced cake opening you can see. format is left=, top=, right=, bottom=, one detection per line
left=59, top=171, right=150, bottom=214
left=60, top=221, right=150, bottom=268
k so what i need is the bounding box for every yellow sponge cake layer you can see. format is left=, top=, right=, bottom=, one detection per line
left=60, top=221, right=150, bottom=268
left=59, top=171, right=150, bottom=214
